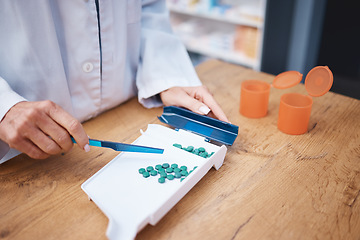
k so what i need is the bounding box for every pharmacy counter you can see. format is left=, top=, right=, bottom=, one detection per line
left=1, top=60, right=359, bottom=239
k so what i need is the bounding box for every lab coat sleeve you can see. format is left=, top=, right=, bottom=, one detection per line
left=136, top=0, right=202, bottom=108
left=0, top=76, right=27, bottom=160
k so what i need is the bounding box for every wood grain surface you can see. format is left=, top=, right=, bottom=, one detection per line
left=0, top=60, right=359, bottom=240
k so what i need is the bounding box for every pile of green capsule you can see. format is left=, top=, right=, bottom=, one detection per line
left=138, top=163, right=197, bottom=184
left=173, top=143, right=214, bottom=158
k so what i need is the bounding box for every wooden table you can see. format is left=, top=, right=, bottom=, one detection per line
left=1, top=60, right=359, bottom=239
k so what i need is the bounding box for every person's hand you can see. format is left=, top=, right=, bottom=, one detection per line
left=0, top=101, right=89, bottom=159
left=160, top=86, right=229, bottom=122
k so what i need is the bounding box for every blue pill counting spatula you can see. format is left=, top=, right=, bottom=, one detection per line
left=71, top=137, right=164, bottom=154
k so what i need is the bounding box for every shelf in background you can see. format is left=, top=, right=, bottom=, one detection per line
left=167, top=0, right=266, bottom=70
left=168, top=5, right=264, bottom=29
left=184, top=42, right=257, bottom=69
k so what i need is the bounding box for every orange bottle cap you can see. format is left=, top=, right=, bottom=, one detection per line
left=305, top=66, right=333, bottom=97
left=272, top=71, right=303, bottom=89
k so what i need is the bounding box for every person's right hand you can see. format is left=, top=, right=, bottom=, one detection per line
left=0, top=100, right=89, bottom=159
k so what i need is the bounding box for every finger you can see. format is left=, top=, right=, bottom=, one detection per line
left=161, top=87, right=229, bottom=122
left=2, top=112, right=62, bottom=157
left=44, top=101, right=89, bottom=151
left=187, top=86, right=229, bottom=122
left=169, top=89, right=211, bottom=116
left=35, top=113, right=73, bottom=152
left=200, top=92, right=229, bottom=122
left=10, top=137, right=49, bottom=159
left=23, top=123, right=63, bottom=155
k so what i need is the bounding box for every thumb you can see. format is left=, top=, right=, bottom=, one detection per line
left=181, top=95, right=211, bottom=116
left=160, top=87, right=211, bottom=116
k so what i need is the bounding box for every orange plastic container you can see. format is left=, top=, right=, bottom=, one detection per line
left=240, top=71, right=303, bottom=118
left=240, top=80, right=271, bottom=118
left=277, top=93, right=313, bottom=135
left=277, top=66, right=333, bottom=135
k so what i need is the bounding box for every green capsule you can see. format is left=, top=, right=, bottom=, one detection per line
left=199, top=151, right=208, bottom=158
left=158, top=177, right=166, bottom=183
left=143, top=172, right=150, bottom=178
left=167, top=174, right=175, bottom=180
left=180, top=178, right=185, bottom=182
left=150, top=170, right=158, bottom=176
left=180, top=166, right=187, bottom=171
left=186, top=146, right=194, bottom=152
left=160, top=172, right=167, bottom=178
left=173, top=143, right=182, bottom=149
left=138, top=168, right=146, bottom=174
left=198, top=147, right=205, bottom=152
left=208, top=152, right=215, bottom=157
left=166, top=167, right=174, bottom=173
left=173, top=168, right=181, bottom=173
left=162, top=163, right=170, bottom=169
left=155, top=164, right=162, bottom=170
left=175, top=172, right=182, bottom=178
left=171, top=163, right=178, bottom=169
left=158, top=168, right=165, bottom=173
left=146, top=166, right=154, bottom=172
left=181, top=170, right=188, bottom=176
left=193, top=149, right=200, bottom=155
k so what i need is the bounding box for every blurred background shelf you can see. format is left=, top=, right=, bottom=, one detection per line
left=167, top=0, right=360, bottom=99
left=167, top=0, right=267, bottom=70
left=184, top=41, right=256, bottom=68
left=167, top=5, right=264, bottom=28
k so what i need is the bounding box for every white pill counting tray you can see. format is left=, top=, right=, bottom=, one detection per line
left=82, top=107, right=239, bottom=240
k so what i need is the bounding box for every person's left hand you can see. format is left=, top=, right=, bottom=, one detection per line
left=160, top=86, right=229, bottom=123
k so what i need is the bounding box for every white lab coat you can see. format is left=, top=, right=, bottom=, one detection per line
left=0, top=0, right=201, bottom=162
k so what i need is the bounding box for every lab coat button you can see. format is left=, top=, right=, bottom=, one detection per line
left=82, top=62, right=94, bottom=73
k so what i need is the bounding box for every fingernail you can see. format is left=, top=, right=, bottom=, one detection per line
left=199, top=105, right=210, bottom=115
left=84, top=144, right=90, bottom=152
